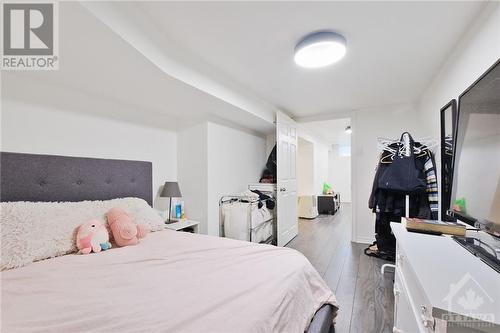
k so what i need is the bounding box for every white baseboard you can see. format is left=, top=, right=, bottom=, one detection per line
left=353, top=236, right=375, bottom=244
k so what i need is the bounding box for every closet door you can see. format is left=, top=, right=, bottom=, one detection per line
left=276, top=111, right=298, bottom=246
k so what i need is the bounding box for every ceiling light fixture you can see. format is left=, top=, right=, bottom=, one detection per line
left=294, top=31, right=347, bottom=68
left=345, top=126, right=352, bottom=134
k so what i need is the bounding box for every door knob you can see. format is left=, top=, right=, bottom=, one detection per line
left=280, top=187, right=286, bottom=192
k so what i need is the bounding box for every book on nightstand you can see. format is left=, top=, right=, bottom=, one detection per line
left=404, top=217, right=466, bottom=237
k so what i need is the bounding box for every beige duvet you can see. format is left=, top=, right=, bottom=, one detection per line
left=1, top=230, right=338, bottom=333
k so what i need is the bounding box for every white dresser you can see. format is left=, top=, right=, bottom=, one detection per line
left=391, top=222, right=500, bottom=333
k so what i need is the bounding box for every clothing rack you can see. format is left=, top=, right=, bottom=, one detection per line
left=370, top=132, right=439, bottom=265
left=377, top=133, right=438, bottom=273
left=377, top=135, right=438, bottom=155
left=376, top=134, right=438, bottom=218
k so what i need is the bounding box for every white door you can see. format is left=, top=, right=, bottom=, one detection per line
left=276, top=111, right=298, bottom=246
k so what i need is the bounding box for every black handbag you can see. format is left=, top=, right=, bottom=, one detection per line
left=377, top=132, right=426, bottom=193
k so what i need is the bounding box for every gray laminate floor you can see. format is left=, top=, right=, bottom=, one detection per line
left=286, top=204, right=395, bottom=333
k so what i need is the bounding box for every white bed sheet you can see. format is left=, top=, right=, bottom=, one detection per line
left=1, top=230, right=337, bottom=333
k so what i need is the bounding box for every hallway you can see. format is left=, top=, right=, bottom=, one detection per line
left=287, top=204, right=395, bottom=333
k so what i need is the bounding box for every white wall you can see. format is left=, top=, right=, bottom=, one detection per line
left=350, top=3, right=500, bottom=243
left=1, top=99, right=177, bottom=210
left=1, top=100, right=267, bottom=236
left=416, top=2, right=500, bottom=221
left=206, top=122, right=266, bottom=236
left=351, top=104, right=424, bottom=243
left=297, top=126, right=330, bottom=195
left=418, top=3, right=500, bottom=137
left=329, top=145, right=351, bottom=202
left=178, top=121, right=267, bottom=236
left=297, top=138, right=314, bottom=195
left=313, top=143, right=330, bottom=194
left=1, top=98, right=267, bottom=236
left=177, top=122, right=208, bottom=233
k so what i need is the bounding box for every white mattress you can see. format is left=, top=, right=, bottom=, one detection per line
left=1, top=230, right=338, bottom=332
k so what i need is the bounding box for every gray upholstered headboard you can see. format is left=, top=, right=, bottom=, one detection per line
left=0, top=152, right=153, bottom=205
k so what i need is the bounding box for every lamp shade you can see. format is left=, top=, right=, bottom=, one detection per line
left=160, top=182, right=182, bottom=198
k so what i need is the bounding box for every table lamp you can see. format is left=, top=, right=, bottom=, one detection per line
left=160, top=181, right=182, bottom=224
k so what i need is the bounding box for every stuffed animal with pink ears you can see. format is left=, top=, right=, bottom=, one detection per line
left=76, top=220, right=112, bottom=254
left=106, top=207, right=149, bottom=247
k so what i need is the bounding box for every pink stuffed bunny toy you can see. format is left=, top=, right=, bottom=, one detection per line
left=106, top=207, right=149, bottom=247
left=76, top=220, right=112, bottom=254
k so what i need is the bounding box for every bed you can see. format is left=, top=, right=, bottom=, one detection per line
left=0, top=152, right=338, bottom=333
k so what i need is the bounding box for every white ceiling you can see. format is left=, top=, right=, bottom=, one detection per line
left=2, top=1, right=487, bottom=136
left=300, top=118, right=352, bottom=146
left=1, top=2, right=275, bottom=134
left=140, top=1, right=485, bottom=118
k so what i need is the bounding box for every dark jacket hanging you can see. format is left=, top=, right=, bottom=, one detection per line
left=367, top=132, right=438, bottom=260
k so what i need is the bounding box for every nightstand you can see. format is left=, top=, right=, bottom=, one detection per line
left=164, top=220, right=200, bottom=234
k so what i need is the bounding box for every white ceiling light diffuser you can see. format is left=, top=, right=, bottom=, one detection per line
left=294, top=31, right=347, bottom=68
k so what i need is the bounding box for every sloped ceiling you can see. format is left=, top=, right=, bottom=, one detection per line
left=2, top=1, right=487, bottom=134
left=2, top=2, right=275, bottom=134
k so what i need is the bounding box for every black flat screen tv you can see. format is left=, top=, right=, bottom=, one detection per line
left=451, top=59, right=500, bottom=237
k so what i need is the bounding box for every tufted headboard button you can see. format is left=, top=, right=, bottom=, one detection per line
left=39, top=180, right=47, bottom=186
left=76, top=180, right=83, bottom=185
left=105, top=178, right=112, bottom=184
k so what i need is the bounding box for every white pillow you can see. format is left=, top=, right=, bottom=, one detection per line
left=0, top=197, right=164, bottom=271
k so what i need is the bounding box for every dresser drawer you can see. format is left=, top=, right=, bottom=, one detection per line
left=394, top=270, right=421, bottom=333
left=396, top=243, right=436, bottom=332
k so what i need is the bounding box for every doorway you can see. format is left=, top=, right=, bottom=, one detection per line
left=294, top=118, right=352, bottom=238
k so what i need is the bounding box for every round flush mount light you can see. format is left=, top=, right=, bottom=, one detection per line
left=345, top=126, right=352, bottom=134
left=294, top=31, right=347, bottom=68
